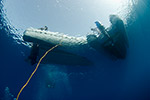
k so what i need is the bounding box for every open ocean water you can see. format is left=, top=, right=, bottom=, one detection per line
left=0, top=0, right=150, bottom=100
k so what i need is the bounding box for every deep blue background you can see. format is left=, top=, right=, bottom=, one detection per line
left=0, top=0, right=150, bottom=100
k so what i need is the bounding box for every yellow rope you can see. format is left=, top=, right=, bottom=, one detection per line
left=16, top=44, right=60, bottom=100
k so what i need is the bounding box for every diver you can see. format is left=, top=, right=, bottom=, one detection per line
left=38, top=26, right=48, bottom=31
left=26, top=43, right=39, bottom=65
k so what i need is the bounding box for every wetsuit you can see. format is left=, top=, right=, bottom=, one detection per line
left=28, top=43, right=39, bottom=65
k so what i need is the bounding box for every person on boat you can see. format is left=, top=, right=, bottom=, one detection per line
left=27, top=43, right=39, bottom=65
left=38, top=26, right=48, bottom=31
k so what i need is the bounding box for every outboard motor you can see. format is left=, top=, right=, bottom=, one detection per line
left=87, top=15, right=129, bottom=59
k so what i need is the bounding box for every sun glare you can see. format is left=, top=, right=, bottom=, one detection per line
left=111, top=0, right=122, bottom=4
left=104, top=0, right=126, bottom=7
left=94, top=0, right=128, bottom=11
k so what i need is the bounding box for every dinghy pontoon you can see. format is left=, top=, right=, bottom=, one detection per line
left=23, top=15, right=129, bottom=65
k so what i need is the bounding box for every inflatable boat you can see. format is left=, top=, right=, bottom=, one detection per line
left=23, top=27, right=92, bottom=66
left=23, top=15, right=129, bottom=66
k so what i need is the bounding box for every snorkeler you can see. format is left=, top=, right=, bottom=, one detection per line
left=26, top=43, right=39, bottom=65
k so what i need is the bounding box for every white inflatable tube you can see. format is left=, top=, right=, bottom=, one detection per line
left=23, top=28, right=93, bottom=66
left=23, top=28, right=91, bottom=55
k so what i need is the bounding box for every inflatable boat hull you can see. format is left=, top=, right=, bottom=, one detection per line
left=23, top=28, right=92, bottom=66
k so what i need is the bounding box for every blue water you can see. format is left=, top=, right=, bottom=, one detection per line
left=0, top=0, right=150, bottom=100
